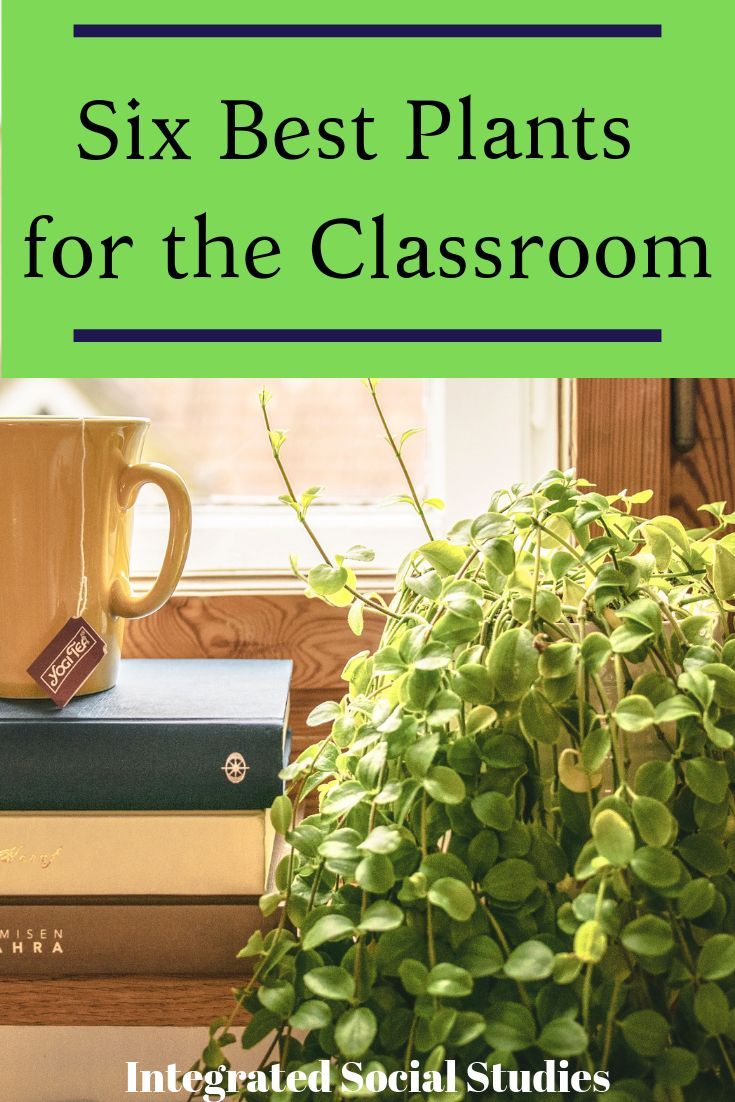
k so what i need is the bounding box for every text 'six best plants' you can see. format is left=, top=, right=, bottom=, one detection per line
left=190, top=382, right=735, bottom=1101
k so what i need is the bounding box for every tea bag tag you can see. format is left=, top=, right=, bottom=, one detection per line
left=27, top=617, right=107, bottom=708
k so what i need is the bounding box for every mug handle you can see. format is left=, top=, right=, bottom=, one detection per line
left=109, top=462, right=192, bottom=620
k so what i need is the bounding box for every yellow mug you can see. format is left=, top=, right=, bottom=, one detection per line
left=0, top=417, right=192, bottom=698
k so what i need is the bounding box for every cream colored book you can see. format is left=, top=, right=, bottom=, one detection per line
left=0, top=812, right=275, bottom=896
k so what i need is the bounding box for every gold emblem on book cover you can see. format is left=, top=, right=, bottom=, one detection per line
left=221, top=752, right=249, bottom=784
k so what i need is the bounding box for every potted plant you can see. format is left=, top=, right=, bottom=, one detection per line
left=196, top=382, right=735, bottom=1101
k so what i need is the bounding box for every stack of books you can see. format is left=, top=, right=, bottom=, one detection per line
left=0, top=658, right=291, bottom=976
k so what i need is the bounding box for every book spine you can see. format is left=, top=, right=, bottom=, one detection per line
left=0, top=812, right=274, bottom=896
left=0, top=722, right=288, bottom=811
left=0, top=900, right=276, bottom=976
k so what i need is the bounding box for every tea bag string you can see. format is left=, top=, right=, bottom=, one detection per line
left=75, top=417, right=88, bottom=619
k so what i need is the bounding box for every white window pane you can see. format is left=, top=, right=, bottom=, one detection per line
left=0, top=377, right=558, bottom=575
left=0, top=377, right=428, bottom=504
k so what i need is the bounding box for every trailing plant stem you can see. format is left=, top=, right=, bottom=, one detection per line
left=366, top=378, right=434, bottom=541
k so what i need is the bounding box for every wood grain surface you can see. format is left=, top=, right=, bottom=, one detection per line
left=573, top=379, right=670, bottom=516
left=670, top=378, right=735, bottom=525
left=124, top=593, right=384, bottom=690
left=574, top=379, right=735, bottom=524
left=0, top=976, right=251, bottom=1026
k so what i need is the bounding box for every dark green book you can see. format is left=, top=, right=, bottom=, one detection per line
left=0, top=658, right=292, bottom=811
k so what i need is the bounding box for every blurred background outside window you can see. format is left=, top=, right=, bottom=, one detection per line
left=0, top=377, right=558, bottom=575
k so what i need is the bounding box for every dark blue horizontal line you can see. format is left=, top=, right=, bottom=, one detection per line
left=73, top=328, right=662, bottom=344
left=73, top=24, right=662, bottom=39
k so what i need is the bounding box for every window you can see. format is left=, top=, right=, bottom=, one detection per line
left=0, top=377, right=558, bottom=577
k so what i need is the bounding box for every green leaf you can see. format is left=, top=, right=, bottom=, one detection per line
left=683, top=757, right=729, bottom=804
left=618, top=598, right=663, bottom=635
left=581, top=633, right=612, bottom=674
left=654, top=695, right=700, bottom=723
left=426, top=963, right=473, bottom=998
left=398, top=958, right=428, bottom=995
left=649, top=514, right=690, bottom=553
left=406, top=570, right=442, bottom=602
left=302, top=914, right=355, bottom=951
left=308, top=563, right=349, bottom=596
left=451, top=663, right=493, bottom=704
left=635, top=759, right=676, bottom=802
left=574, top=920, right=608, bottom=965
left=632, top=797, right=674, bottom=848
left=581, top=726, right=611, bottom=774
left=289, top=1000, right=332, bottom=1030
left=484, top=537, right=515, bottom=576
left=504, top=940, right=554, bottom=982
left=529, top=824, right=568, bottom=882
left=335, top=1007, right=377, bottom=1059
left=420, top=540, right=467, bottom=577
left=695, top=983, right=729, bottom=1035
left=536, top=590, right=563, bottom=623
left=448, top=736, right=482, bottom=776
left=487, top=627, right=539, bottom=702
left=359, top=825, right=403, bottom=855
left=538, top=1018, right=589, bottom=1057
left=655, top=1047, right=699, bottom=1088
left=472, top=790, right=515, bottom=831
left=347, top=599, right=365, bottom=636
left=630, top=846, right=681, bottom=889
left=610, top=622, right=654, bottom=654
left=592, top=809, right=635, bottom=867
left=257, top=980, right=295, bottom=1018
left=466, top=704, right=498, bottom=735
left=259, top=891, right=282, bottom=917
left=306, top=699, right=342, bottom=727
left=698, top=935, right=735, bottom=980
left=358, top=901, right=404, bottom=932
left=613, top=695, right=655, bottom=733
left=304, top=966, right=355, bottom=1001
left=551, top=550, right=576, bottom=580
left=483, top=1003, right=537, bottom=1051
left=471, top=512, right=513, bottom=542
left=713, top=541, right=735, bottom=601
left=621, top=915, right=674, bottom=957
left=423, top=765, right=466, bottom=805
left=405, top=732, right=440, bottom=779
left=482, top=859, right=538, bottom=903
left=621, top=1010, right=669, bottom=1056
left=270, top=794, right=293, bottom=836
left=539, top=640, right=577, bottom=680
left=645, top=525, right=672, bottom=570
left=678, top=878, right=716, bottom=920
left=373, top=646, right=407, bottom=676
left=323, top=781, right=367, bottom=816
left=679, top=668, right=714, bottom=709
left=520, top=686, right=563, bottom=745
left=552, top=954, right=582, bottom=985
left=237, top=930, right=265, bottom=959
left=343, top=544, right=376, bottom=563
left=241, top=1009, right=281, bottom=1049
left=467, top=831, right=500, bottom=878
left=678, top=832, right=729, bottom=876
left=428, top=877, right=477, bottom=922
left=415, top=642, right=453, bottom=671
left=456, top=935, right=504, bottom=978
left=355, top=853, right=396, bottom=894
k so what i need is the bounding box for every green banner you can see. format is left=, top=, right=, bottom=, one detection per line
left=3, top=3, right=731, bottom=377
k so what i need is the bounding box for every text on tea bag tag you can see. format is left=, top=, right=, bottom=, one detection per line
left=27, top=618, right=108, bottom=707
